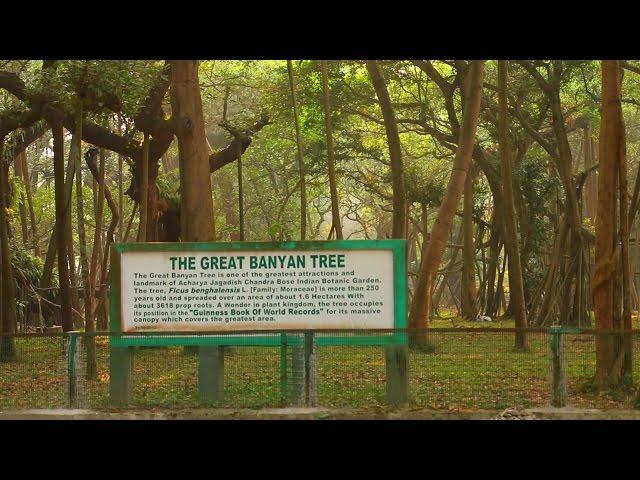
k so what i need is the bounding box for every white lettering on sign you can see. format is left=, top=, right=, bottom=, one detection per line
left=119, top=249, right=395, bottom=332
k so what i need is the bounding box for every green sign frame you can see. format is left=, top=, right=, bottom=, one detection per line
left=109, top=239, right=407, bottom=347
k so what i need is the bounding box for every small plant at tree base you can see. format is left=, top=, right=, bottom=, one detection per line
left=579, top=374, right=635, bottom=400
left=0, top=337, right=17, bottom=363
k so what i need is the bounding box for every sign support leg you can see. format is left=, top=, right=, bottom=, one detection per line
left=385, top=344, right=409, bottom=407
left=110, top=346, right=132, bottom=407
left=199, top=346, right=224, bottom=405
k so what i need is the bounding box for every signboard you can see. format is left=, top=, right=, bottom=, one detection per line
left=110, top=240, right=406, bottom=346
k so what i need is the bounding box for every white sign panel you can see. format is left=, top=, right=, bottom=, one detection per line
left=119, top=249, right=395, bottom=332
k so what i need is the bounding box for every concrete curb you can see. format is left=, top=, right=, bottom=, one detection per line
left=1, top=407, right=640, bottom=420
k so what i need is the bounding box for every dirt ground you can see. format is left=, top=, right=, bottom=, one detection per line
left=2, top=406, right=640, bottom=420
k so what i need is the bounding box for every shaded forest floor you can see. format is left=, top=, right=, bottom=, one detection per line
left=2, top=317, right=640, bottom=411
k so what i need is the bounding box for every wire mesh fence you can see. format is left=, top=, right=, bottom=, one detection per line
left=560, top=331, right=640, bottom=408
left=2, top=328, right=640, bottom=411
left=409, top=331, right=550, bottom=410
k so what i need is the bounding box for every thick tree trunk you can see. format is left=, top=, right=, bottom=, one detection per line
left=320, top=60, right=342, bottom=240
left=432, top=227, right=464, bottom=316
left=138, top=133, right=149, bottom=242
left=461, top=170, right=477, bottom=319
left=89, top=148, right=105, bottom=331
left=366, top=60, right=407, bottom=239
left=583, top=126, right=597, bottom=222
left=13, top=151, right=29, bottom=245
left=287, top=60, right=308, bottom=240
left=618, top=103, right=632, bottom=379
left=170, top=60, right=215, bottom=242
left=629, top=157, right=640, bottom=228
left=65, top=139, right=81, bottom=328
left=594, top=60, right=626, bottom=388
left=0, top=138, right=18, bottom=361
left=73, top=106, right=96, bottom=378
left=118, top=151, right=124, bottom=242
left=237, top=144, right=245, bottom=241
left=84, top=150, right=119, bottom=332
left=495, top=252, right=508, bottom=317
left=51, top=118, right=74, bottom=332
left=170, top=60, right=216, bottom=358
left=20, top=148, right=39, bottom=256
left=498, top=61, right=528, bottom=349
left=484, top=211, right=501, bottom=318
left=532, top=217, right=569, bottom=325
left=408, top=60, right=484, bottom=341
left=549, top=78, right=582, bottom=236
left=39, top=226, right=57, bottom=309
left=116, top=117, right=125, bottom=243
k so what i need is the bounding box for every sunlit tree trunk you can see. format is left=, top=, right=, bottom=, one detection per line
left=51, top=118, right=74, bottom=332
left=21, top=148, right=39, bottom=256
left=366, top=60, right=407, bottom=239
left=170, top=60, right=216, bottom=357
left=73, top=104, right=96, bottom=378
left=484, top=209, right=501, bottom=318
left=170, top=60, right=215, bottom=242
left=320, top=60, right=342, bottom=240
left=618, top=94, right=632, bottom=379
left=237, top=143, right=245, bottom=241
left=594, top=60, right=627, bottom=388
left=89, top=147, right=105, bottom=330
left=65, top=135, right=81, bottom=328
left=0, top=137, right=17, bottom=361
left=39, top=227, right=57, bottom=318
left=408, top=60, right=484, bottom=342
left=287, top=60, right=307, bottom=240
left=118, top=118, right=124, bottom=243
left=498, top=60, right=528, bottom=349
left=583, top=125, right=597, bottom=222
left=85, top=150, right=119, bottom=332
left=37, top=135, right=63, bottom=293
left=461, top=169, right=477, bottom=319
left=138, top=133, right=149, bottom=242
left=13, top=151, right=29, bottom=245
left=432, top=226, right=463, bottom=316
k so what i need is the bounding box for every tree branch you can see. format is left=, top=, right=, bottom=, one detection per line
left=210, top=114, right=272, bottom=172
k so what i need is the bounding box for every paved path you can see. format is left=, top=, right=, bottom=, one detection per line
left=2, top=407, right=640, bottom=420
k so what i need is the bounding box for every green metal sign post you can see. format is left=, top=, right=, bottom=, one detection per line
left=109, top=239, right=407, bottom=407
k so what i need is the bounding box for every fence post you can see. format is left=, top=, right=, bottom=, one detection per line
left=303, top=332, right=317, bottom=407
left=65, top=331, right=80, bottom=408
left=290, top=336, right=305, bottom=406
left=288, top=332, right=318, bottom=407
left=110, top=346, right=132, bottom=407
left=385, top=343, right=409, bottom=407
left=549, top=326, right=567, bottom=408
left=199, top=346, right=224, bottom=405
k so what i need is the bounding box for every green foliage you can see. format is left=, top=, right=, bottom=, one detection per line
left=7, top=172, right=25, bottom=208
left=405, top=157, right=450, bottom=207
left=11, top=247, right=43, bottom=285
left=156, top=169, right=181, bottom=209
left=23, top=61, right=164, bottom=118
left=10, top=246, right=44, bottom=317
left=514, top=152, right=561, bottom=297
